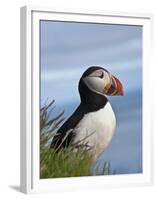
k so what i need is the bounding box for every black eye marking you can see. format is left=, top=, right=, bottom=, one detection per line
left=99, top=72, right=104, bottom=79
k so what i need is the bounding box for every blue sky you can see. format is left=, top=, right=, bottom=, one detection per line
left=40, top=20, right=142, bottom=174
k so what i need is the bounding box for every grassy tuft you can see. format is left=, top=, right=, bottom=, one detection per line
left=40, top=100, right=112, bottom=178
left=40, top=146, right=93, bottom=178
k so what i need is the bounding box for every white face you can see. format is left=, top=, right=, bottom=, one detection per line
left=83, top=69, right=111, bottom=95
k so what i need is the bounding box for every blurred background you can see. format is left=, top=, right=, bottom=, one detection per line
left=40, top=20, right=142, bottom=174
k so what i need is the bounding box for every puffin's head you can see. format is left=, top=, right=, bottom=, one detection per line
left=79, top=66, right=123, bottom=97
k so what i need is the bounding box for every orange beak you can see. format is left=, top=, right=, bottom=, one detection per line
left=104, top=75, right=123, bottom=96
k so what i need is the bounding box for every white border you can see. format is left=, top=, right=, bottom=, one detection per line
left=20, top=6, right=153, bottom=194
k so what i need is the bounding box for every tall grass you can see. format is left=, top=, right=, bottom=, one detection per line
left=40, top=100, right=112, bottom=179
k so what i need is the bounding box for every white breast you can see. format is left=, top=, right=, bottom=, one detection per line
left=72, top=102, right=116, bottom=161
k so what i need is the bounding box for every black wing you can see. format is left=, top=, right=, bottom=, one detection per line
left=50, top=103, right=89, bottom=149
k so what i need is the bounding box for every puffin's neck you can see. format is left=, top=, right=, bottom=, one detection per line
left=79, top=79, right=108, bottom=112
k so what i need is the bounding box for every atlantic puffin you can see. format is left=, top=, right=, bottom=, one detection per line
left=51, top=66, right=123, bottom=161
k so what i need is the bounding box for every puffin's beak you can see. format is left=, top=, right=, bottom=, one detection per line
left=104, top=75, right=123, bottom=96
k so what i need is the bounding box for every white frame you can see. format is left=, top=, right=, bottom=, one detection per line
left=20, top=6, right=153, bottom=194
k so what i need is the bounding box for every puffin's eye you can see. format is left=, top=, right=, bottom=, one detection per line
left=99, top=72, right=104, bottom=79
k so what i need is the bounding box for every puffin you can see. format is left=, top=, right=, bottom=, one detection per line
left=50, top=66, right=123, bottom=161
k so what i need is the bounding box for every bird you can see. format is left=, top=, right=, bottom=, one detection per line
left=50, top=66, right=123, bottom=161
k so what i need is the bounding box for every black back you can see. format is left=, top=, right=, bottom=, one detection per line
left=50, top=103, right=92, bottom=148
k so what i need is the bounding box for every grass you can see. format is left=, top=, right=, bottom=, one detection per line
left=40, top=100, right=112, bottom=179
